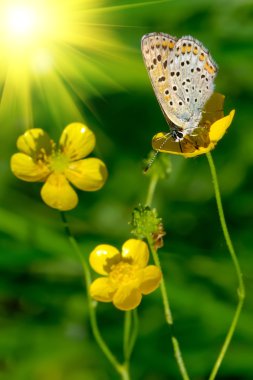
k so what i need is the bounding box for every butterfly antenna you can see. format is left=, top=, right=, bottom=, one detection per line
left=144, top=150, right=160, bottom=173
left=144, top=132, right=172, bottom=173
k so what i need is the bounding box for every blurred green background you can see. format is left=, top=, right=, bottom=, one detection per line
left=0, top=0, right=253, bottom=379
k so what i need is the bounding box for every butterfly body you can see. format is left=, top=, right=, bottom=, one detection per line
left=141, top=33, right=218, bottom=141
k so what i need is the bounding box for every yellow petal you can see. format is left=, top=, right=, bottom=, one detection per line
left=89, top=244, right=121, bottom=275
left=113, top=285, right=142, bottom=311
left=17, top=128, right=53, bottom=159
left=121, top=239, right=149, bottom=268
left=152, top=91, right=234, bottom=159
left=181, top=146, right=212, bottom=158
left=89, top=278, right=116, bottom=302
left=152, top=110, right=235, bottom=158
left=59, top=123, right=95, bottom=161
left=209, top=110, right=235, bottom=142
left=139, top=266, right=162, bottom=295
left=182, top=110, right=235, bottom=158
left=152, top=132, right=197, bottom=155
left=10, top=153, right=50, bottom=182
left=65, top=158, right=108, bottom=191
left=41, top=173, right=78, bottom=211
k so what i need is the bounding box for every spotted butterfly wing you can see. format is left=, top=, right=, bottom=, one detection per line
left=141, top=33, right=218, bottom=139
left=167, top=36, right=218, bottom=134
left=141, top=32, right=178, bottom=125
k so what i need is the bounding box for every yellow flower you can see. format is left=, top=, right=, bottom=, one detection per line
left=152, top=93, right=235, bottom=158
left=89, top=239, right=162, bottom=311
left=11, top=123, right=108, bottom=211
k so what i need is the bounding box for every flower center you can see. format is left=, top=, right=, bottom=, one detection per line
left=109, top=262, right=136, bottom=284
left=49, top=151, right=69, bottom=173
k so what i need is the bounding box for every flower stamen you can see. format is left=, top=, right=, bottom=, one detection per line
left=110, top=262, right=137, bottom=284
left=49, top=151, right=69, bottom=173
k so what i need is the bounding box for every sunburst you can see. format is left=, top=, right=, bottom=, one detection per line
left=0, top=0, right=167, bottom=152
left=0, top=0, right=129, bottom=140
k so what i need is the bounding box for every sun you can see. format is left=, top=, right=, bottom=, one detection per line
left=0, top=0, right=151, bottom=144
left=0, top=0, right=122, bottom=132
left=5, top=5, right=38, bottom=41
left=1, top=1, right=64, bottom=58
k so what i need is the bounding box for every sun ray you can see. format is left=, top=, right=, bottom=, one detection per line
left=0, top=0, right=149, bottom=150
left=84, top=0, right=168, bottom=14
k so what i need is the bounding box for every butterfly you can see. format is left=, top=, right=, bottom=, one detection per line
left=141, top=32, right=218, bottom=142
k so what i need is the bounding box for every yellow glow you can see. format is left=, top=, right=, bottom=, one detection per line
left=5, top=5, right=37, bottom=39
left=0, top=0, right=67, bottom=54
left=0, top=0, right=145, bottom=137
left=31, top=49, right=54, bottom=73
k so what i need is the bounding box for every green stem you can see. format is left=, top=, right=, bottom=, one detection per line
left=123, top=309, right=138, bottom=363
left=145, top=173, right=172, bottom=323
left=128, top=309, right=139, bottom=358
left=145, top=173, right=190, bottom=380
left=147, top=236, right=190, bottom=380
left=206, top=152, right=245, bottom=380
left=147, top=236, right=173, bottom=324
left=120, top=365, right=130, bottom=380
left=145, top=173, right=159, bottom=206
left=123, top=311, right=132, bottom=361
left=60, top=211, right=130, bottom=380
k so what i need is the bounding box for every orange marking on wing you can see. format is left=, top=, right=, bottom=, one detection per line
left=204, top=63, right=215, bottom=74
left=157, top=82, right=168, bottom=94
left=193, top=47, right=198, bottom=55
left=169, top=41, right=175, bottom=49
left=199, top=53, right=205, bottom=61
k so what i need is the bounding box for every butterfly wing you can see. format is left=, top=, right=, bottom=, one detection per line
left=141, top=32, right=178, bottom=125
left=167, top=36, right=218, bottom=132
